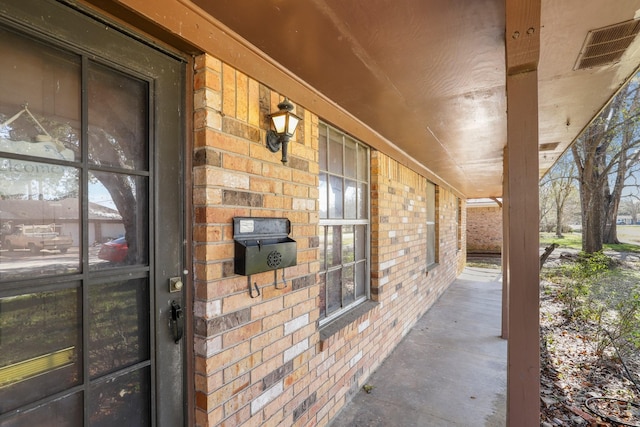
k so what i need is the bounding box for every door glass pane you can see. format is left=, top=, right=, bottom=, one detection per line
left=0, top=392, right=82, bottom=427
left=0, top=27, right=81, bottom=161
left=87, top=63, right=148, bottom=171
left=0, top=288, right=81, bottom=413
left=89, top=279, right=150, bottom=378
left=0, top=163, right=80, bottom=280
left=90, top=367, right=151, bottom=427
left=89, top=172, right=148, bottom=269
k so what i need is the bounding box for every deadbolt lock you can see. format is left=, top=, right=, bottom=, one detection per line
left=169, top=277, right=183, bottom=293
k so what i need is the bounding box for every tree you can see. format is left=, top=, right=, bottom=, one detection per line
left=540, top=155, right=577, bottom=237
left=572, top=77, right=640, bottom=252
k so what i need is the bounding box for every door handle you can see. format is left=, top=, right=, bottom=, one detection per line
left=170, top=300, right=184, bottom=344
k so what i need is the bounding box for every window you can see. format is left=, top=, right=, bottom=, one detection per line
left=426, top=181, right=438, bottom=268
left=318, top=123, right=370, bottom=321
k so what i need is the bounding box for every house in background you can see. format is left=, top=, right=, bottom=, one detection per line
left=1, top=1, right=640, bottom=426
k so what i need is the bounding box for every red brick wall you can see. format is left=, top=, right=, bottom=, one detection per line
left=192, top=54, right=465, bottom=427
left=466, top=206, right=502, bottom=254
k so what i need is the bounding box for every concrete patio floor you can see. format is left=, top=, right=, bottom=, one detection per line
left=329, top=267, right=507, bottom=427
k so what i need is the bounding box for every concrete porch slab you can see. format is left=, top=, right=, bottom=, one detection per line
left=329, top=267, right=506, bottom=427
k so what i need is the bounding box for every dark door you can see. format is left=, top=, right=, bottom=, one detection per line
left=0, top=1, right=185, bottom=425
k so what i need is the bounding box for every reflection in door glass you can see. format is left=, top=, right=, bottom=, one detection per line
left=0, top=161, right=80, bottom=280
left=89, top=367, right=151, bottom=427
left=0, top=392, right=83, bottom=427
left=88, top=62, right=148, bottom=171
left=0, top=27, right=81, bottom=161
left=0, top=288, right=81, bottom=413
left=89, top=172, right=148, bottom=269
left=89, top=279, right=150, bottom=378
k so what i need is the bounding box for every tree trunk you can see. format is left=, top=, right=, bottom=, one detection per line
left=555, top=203, right=563, bottom=237
left=580, top=179, right=604, bottom=253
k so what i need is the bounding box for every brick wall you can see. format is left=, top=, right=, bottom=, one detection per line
left=466, top=206, right=502, bottom=254
left=192, top=54, right=465, bottom=427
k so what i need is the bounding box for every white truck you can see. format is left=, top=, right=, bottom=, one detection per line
left=3, top=224, right=73, bottom=254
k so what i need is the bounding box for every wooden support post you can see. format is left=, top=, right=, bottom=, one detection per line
left=502, top=146, right=509, bottom=340
left=505, top=1, right=541, bottom=424
left=505, top=70, right=540, bottom=426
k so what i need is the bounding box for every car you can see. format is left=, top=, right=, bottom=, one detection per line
left=98, top=236, right=128, bottom=262
left=3, top=224, right=73, bottom=254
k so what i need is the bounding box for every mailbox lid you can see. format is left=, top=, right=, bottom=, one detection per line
left=233, top=217, right=291, bottom=240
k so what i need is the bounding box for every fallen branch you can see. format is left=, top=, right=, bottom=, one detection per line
left=540, top=243, right=559, bottom=270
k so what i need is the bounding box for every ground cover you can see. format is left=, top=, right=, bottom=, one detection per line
left=540, top=249, right=640, bottom=426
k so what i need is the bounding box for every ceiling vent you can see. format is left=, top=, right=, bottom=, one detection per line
left=574, top=19, right=640, bottom=70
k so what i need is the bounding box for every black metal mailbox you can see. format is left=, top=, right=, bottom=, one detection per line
left=233, top=217, right=297, bottom=276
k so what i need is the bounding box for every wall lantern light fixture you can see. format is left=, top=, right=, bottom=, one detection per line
left=266, top=98, right=302, bottom=165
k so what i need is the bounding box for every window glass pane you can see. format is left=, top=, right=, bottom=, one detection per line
left=0, top=27, right=81, bottom=162
left=90, top=367, right=151, bottom=427
left=357, top=144, right=368, bottom=181
left=319, top=173, right=328, bottom=219
left=343, top=264, right=355, bottom=306
left=344, top=138, right=357, bottom=178
left=318, top=272, right=326, bottom=318
left=326, top=269, right=342, bottom=315
left=319, top=124, right=328, bottom=171
left=427, top=182, right=436, bottom=222
left=342, top=225, right=354, bottom=263
left=0, top=163, right=80, bottom=280
left=319, top=226, right=326, bottom=271
left=0, top=392, right=82, bottom=427
left=344, top=179, right=357, bottom=219
left=326, top=226, right=342, bottom=268
left=89, top=172, right=148, bottom=269
left=356, top=261, right=366, bottom=298
left=328, top=175, right=343, bottom=219
left=0, top=288, right=81, bottom=413
left=89, top=278, right=150, bottom=378
left=355, top=225, right=366, bottom=261
left=357, top=182, right=368, bottom=219
left=427, top=224, right=436, bottom=266
left=88, top=62, right=148, bottom=171
left=328, top=129, right=343, bottom=175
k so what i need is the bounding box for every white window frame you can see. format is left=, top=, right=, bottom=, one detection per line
left=318, top=122, right=370, bottom=324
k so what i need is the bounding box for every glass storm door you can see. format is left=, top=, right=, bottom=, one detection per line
left=0, top=1, right=185, bottom=426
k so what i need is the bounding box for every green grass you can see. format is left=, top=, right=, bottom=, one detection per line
left=539, top=231, right=640, bottom=253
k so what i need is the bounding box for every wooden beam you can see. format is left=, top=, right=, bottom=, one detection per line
left=505, top=0, right=541, bottom=75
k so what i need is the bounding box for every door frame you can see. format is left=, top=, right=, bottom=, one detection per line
left=0, top=0, right=194, bottom=424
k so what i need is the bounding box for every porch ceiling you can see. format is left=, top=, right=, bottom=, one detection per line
left=191, top=0, right=640, bottom=198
